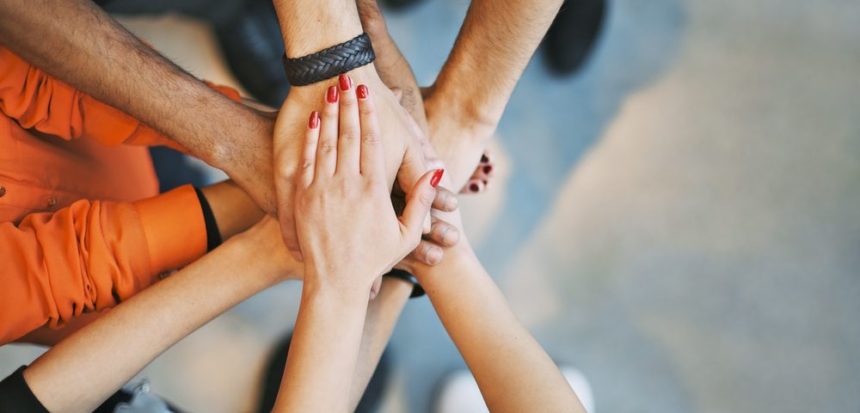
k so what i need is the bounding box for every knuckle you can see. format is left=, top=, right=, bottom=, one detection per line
left=300, top=157, right=314, bottom=170
left=418, top=189, right=435, bottom=205
left=361, top=132, right=381, bottom=145
left=318, top=142, right=337, bottom=154
left=340, top=132, right=358, bottom=141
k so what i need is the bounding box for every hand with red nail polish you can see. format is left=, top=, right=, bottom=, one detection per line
left=273, top=69, right=436, bottom=264
left=293, top=84, right=441, bottom=295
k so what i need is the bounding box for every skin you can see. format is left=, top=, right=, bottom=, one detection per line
left=274, top=82, right=439, bottom=412
left=0, top=0, right=447, bottom=261
left=280, top=83, right=584, bottom=412
left=22, top=217, right=299, bottom=413
left=425, top=0, right=564, bottom=189
left=342, top=2, right=565, bottom=409
left=413, top=238, right=587, bottom=413
left=271, top=0, right=436, bottom=258
left=0, top=0, right=277, bottom=212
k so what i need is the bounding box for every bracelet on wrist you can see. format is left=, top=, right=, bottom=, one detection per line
left=383, top=269, right=425, bottom=298
left=282, top=33, right=375, bottom=86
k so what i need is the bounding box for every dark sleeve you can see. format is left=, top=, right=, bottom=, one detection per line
left=193, top=187, right=223, bottom=252
left=0, top=366, right=49, bottom=413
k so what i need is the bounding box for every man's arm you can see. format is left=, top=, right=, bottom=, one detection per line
left=426, top=0, right=564, bottom=188
left=269, top=0, right=432, bottom=255
left=21, top=219, right=299, bottom=412
left=433, top=0, right=563, bottom=128
left=0, top=0, right=276, bottom=212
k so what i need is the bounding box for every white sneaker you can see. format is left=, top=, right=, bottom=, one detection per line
left=434, top=366, right=595, bottom=413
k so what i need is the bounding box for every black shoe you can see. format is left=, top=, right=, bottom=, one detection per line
left=542, top=0, right=607, bottom=76
left=256, top=332, right=392, bottom=413
left=214, top=0, right=290, bottom=107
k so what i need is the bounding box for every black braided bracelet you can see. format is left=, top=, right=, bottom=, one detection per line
left=282, top=33, right=376, bottom=86
left=384, top=269, right=426, bottom=298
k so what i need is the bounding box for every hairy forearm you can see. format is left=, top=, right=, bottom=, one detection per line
left=23, top=222, right=290, bottom=412
left=0, top=0, right=276, bottom=212
left=275, top=284, right=369, bottom=413
left=434, top=0, right=563, bottom=127
left=273, top=0, right=363, bottom=58
left=348, top=277, right=412, bottom=410
left=414, top=246, right=584, bottom=413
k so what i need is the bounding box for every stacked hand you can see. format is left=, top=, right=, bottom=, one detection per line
left=273, top=67, right=438, bottom=262
left=292, top=79, right=444, bottom=294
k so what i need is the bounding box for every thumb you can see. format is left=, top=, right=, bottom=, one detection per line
left=400, top=169, right=444, bottom=246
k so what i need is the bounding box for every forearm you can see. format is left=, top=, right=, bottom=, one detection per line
left=201, top=181, right=265, bottom=240
left=433, top=0, right=563, bottom=127
left=357, top=0, right=429, bottom=134
left=348, top=277, right=412, bottom=410
left=415, top=246, right=584, bottom=413
left=0, top=0, right=277, bottom=211
left=275, top=284, right=369, bottom=413
left=23, top=221, right=290, bottom=412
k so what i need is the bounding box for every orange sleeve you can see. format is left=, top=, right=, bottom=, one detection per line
left=0, top=185, right=207, bottom=345
left=0, top=47, right=242, bottom=152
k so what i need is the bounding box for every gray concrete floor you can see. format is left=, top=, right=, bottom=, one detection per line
left=2, top=1, right=859, bottom=412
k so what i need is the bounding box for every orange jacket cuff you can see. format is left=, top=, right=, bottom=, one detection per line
left=133, top=185, right=208, bottom=277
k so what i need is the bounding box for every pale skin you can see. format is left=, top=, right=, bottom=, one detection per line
left=15, top=83, right=581, bottom=413
left=2, top=0, right=571, bottom=409
left=275, top=80, right=442, bottom=412
left=344, top=1, right=568, bottom=408
left=285, top=82, right=584, bottom=412
left=415, top=242, right=586, bottom=413
left=21, top=217, right=299, bottom=413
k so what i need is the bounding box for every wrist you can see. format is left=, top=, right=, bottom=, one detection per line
left=412, top=241, right=476, bottom=283
left=425, top=87, right=498, bottom=139
left=302, top=272, right=373, bottom=307
left=276, top=0, right=364, bottom=58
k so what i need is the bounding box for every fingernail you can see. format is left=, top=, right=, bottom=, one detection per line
left=470, top=183, right=480, bottom=192
left=308, top=111, right=319, bottom=128
left=481, top=154, right=489, bottom=163
left=339, top=74, right=352, bottom=91
left=483, top=165, right=493, bottom=174
left=356, top=84, right=369, bottom=99
left=430, top=169, right=444, bottom=187
left=326, top=85, right=338, bottom=103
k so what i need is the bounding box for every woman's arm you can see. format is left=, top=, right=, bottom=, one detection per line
left=21, top=218, right=298, bottom=413
left=413, top=241, right=586, bottom=413
left=274, top=80, right=440, bottom=412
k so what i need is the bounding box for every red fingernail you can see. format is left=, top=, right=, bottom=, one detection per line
left=308, top=111, right=319, bottom=129
left=356, top=84, right=369, bottom=99
left=326, top=86, right=338, bottom=103
left=481, top=154, right=489, bottom=163
left=470, top=183, right=480, bottom=192
left=430, top=169, right=444, bottom=187
left=339, top=74, right=352, bottom=91
left=483, top=165, right=492, bottom=174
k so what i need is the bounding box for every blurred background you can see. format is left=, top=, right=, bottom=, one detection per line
left=2, top=0, right=859, bottom=412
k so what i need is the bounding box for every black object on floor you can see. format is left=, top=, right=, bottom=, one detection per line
left=256, top=332, right=392, bottom=413
left=380, top=0, right=429, bottom=12
left=214, top=0, right=290, bottom=107
left=542, top=0, right=607, bottom=76
left=149, top=147, right=211, bottom=191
